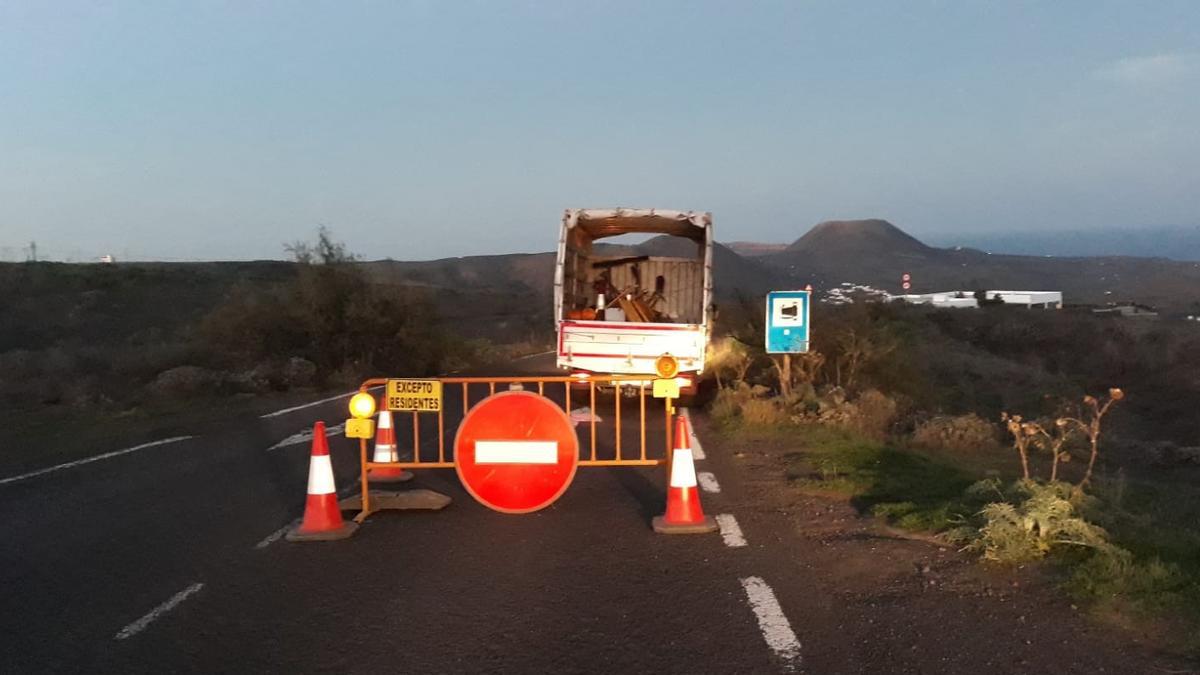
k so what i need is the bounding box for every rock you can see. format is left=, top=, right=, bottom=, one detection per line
left=281, top=357, right=316, bottom=388
left=147, top=366, right=221, bottom=397
left=229, top=365, right=273, bottom=393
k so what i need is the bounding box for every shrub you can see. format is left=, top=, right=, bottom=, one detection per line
left=200, top=230, right=450, bottom=384
left=709, top=381, right=780, bottom=428
left=707, top=336, right=752, bottom=388
left=853, top=389, right=898, bottom=437
left=741, top=398, right=789, bottom=427
left=969, top=480, right=1113, bottom=564
left=709, top=386, right=744, bottom=426
left=912, top=413, right=997, bottom=451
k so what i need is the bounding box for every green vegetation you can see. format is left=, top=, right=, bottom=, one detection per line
left=724, top=418, right=1200, bottom=649
left=709, top=300, right=1200, bottom=653
left=0, top=228, right=549, bottom=464
left=779, top=426, right=977, bottom=532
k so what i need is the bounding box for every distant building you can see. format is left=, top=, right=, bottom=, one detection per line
left=896, top=290, right=1063, bottom=309
left=983, top=290, right=1063, bottom=309
left=99, top=254, right=114, bottom=264
left=897, top=292, right=980, bottom=308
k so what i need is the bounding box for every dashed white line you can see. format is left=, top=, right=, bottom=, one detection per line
left=257, top=483, right=359, bottom=549
left=267, top=422, right=346, bottom=451
left=0, top=436, right=194, bottom=488
left=698, top=471, right=721, bottom=493
left=740, top=576, right=802, bottom=671
left=259, top=386, right=383, bottom=419
left=114, top=582, right=204, bottom=640
left=716, top=513, right=747, bottom=548
left=681, top=408, right=705, bottom=460
left=254, top=521, right=297, bottom=549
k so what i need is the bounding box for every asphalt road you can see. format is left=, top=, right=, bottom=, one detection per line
left=0, top=354, right=793, bottom=674
left=1, top=353, right=1182, bottom=674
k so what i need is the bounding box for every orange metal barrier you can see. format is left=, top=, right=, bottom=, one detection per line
left=352, top=374, right=677, bottom=520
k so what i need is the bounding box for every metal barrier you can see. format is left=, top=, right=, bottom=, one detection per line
left=350, top=374, right=678, bottom=521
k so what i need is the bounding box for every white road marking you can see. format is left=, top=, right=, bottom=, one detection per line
left=475, top=440, right=558, bottom=464
left=0, top=436, right=193, bottom=488
left=698, top=471, right=721, bottom=493
left=569, top=407, right=603, bottom=425
left=258, top=475, right=360, bottom=550
left=716, top=513, right=747, bottom=548
left=740, top=576, right=802, bottom=670
left=114, top=582, right=204, bottom=640
left=681, top=408, right=705, bottom=460
left=259, top=386, right=383, bottom=419
left=267, top=422, right=346, bottom=451
left=254, top=521, right=297, bottom=549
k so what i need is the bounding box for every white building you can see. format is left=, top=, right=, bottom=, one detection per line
left=984, top=290, right=1062, bottom=308
left=897, top=290, right=1062, bottom=309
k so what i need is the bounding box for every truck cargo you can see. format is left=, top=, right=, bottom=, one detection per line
left=554, top=208, right=713, bottom=389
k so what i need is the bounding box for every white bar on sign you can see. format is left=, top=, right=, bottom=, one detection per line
left=475, top=441, right=558, bottom=464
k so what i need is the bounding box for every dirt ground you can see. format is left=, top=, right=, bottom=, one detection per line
left=697, top=414, right=1198, bottom=674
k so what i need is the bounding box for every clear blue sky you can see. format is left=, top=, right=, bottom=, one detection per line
left=2, top=1, right=1197, bottom=261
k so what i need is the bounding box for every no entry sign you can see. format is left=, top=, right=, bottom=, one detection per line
left=454, top=391, right=579, bottom=513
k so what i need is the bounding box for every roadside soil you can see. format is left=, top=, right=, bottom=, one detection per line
left=694, top=412, right=1197, bottom=674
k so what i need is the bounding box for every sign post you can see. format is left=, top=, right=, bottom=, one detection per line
left=454, top=391, right=579, bottom=513
left=765, top=290, right=811, bottom=354
left=765, top=290, right=812, bottom=399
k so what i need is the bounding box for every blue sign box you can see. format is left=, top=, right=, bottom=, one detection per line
left=765, top=290, right=811, bottom=354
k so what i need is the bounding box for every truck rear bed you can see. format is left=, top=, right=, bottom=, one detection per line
left=557, top=320, right=706, bottom=375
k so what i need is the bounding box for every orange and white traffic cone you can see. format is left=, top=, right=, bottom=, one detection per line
left=287, top=421, right=358, bottom=541
left=367, top=411, right=412, bottom=483
left=653, top=414, right=718, bottom=534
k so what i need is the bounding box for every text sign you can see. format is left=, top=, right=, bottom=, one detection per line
left=765, top=290, right=811, bottom=354
left=385, top=379, right=442, bottom=412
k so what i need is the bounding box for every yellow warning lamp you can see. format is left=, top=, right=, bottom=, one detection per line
left=655, top=354, right=679, bottom=380
left=349, top=391, right=377, bottom=419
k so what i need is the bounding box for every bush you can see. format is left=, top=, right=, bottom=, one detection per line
left=742, top=398, right=789, bottom=426
left=968, top=480, right=1113, bottom=564
left=853, top=389, right=898, bottom=437
left=912, top=413, right=998, bottom=451
left=706, top=336, right=752, bottom=387
left=200, top=231, right=451, bottom=384
left=709, top=381, right=777, bottom=427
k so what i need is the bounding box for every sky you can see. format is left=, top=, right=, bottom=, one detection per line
left=1, top=1, right=1198, bottom=261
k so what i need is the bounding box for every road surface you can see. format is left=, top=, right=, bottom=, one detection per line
left=0, top=354, right=1183, bottom=673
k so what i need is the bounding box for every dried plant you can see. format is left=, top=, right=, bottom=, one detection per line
left=1001, top=388, right=1122, bottom=489
left=1000, top=412, right=1035, bottom=480
left=771, top=351, right=825, bottom=399
left=1062, top=388, right=1125, bottom=489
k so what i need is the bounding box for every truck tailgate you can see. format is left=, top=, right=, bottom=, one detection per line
left=557, top=320, right=706, bottom=374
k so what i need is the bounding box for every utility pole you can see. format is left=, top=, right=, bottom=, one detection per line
left=27, top=241, right=37, bottom=262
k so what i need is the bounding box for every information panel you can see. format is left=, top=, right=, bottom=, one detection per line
left=765, top=290, right=811, bottom=354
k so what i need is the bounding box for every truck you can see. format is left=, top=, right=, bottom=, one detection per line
left=554, top=208, right=713, bottom=392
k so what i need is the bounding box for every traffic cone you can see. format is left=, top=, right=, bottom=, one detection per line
left=367, top=411, right=412, bottom=483
left=653, top=415, right=718, bottom=534
left=287, top=421, right=358, bottom=541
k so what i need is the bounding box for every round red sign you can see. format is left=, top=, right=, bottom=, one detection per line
left=454, top=391, right=579, bottom=513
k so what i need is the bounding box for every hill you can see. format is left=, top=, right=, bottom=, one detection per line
left=362, top=236, right=783, bottom=301
left=757, top=220, right=1200, bottom=311
left=787, top=219, right=934, bottom=260
left=726, top=241, right=788, bottom=257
